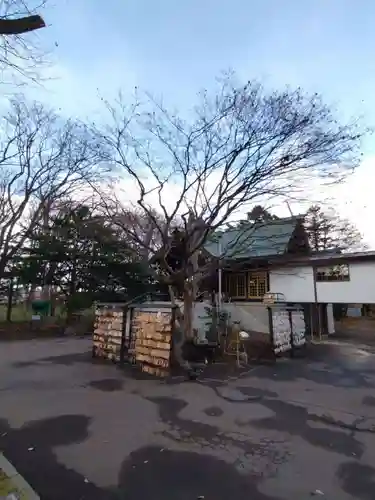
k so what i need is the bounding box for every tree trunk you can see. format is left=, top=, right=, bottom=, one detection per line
left=183, top=282, right=194, bottom=340
left=6, top=277, right=14, bottom=322
left=50, top=286, right=57, bottom=316
left=66, top=263, right=77, bottom=323
left=168, top=285, right=191, bottom=371
left=41, top=198, right=53, bottom=306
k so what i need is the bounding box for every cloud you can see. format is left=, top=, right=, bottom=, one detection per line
left=25, top=58, right=138, bottom=121
left=331, top=156, right=375, bottom=247
left=20, top=57, right=374, bottom=249
left=110, top=156, right=374, bottom=251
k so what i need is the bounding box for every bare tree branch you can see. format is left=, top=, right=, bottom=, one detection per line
left=0, top=0, right=48, bottom=85
left=93, top=75, right=365, bottom=340
left=0, top=95, right=108, bottom=278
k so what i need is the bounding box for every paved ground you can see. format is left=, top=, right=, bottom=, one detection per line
left=1, top=338, right=375, bottom=499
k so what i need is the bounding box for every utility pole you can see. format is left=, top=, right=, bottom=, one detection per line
left=286, top=201, right=294, bottom=217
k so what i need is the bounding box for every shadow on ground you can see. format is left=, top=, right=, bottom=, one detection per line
left=251, top=343, right=375, bottom=389
left=250, top=399, right=364, bottom=458
left=0, top=415, right=113, bottom=500
left=337, top=461, right=375, bottom=500
left=88, top=379, right=125, bottom=392
left=0, top=414, right=281, bottom=500
left=118, top=446, right=280, bottom=500
left=12, top=352, right=98, bottom=368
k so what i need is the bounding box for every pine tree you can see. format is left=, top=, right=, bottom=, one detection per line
left=304, top=205, right=365, bottom=252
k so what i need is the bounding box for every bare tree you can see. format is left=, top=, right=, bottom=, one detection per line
left=0, top=0, right=47, bottom=84
left=94, top=77, right=364, bottom=348
left=304, top=204, right=367, bottom=252
left=0, top=96, right=106, bottom=279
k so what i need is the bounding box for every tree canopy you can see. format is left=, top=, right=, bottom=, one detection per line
left=16, top=202, right=161, bottom=310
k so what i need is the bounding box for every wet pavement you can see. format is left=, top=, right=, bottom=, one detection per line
left=1, top=337, right=375, bottom=499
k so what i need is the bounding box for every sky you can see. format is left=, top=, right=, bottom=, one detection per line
left=18, top=0, right=375, bottom=246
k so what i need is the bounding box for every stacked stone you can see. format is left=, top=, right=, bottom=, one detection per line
left=133, top=310, right=172, bottom=377
left=93, top=306, right=124, bottom=361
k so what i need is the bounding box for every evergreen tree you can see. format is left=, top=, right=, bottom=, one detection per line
left=16, top=203, right=158, bottom=312
left=304, top=205, right=365, bottom=252
left=247, top=205, right=279, bottom=222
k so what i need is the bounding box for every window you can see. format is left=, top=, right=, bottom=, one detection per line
left=227, top=273, right=246, bottom=298
left=316, top=264, right=350, bottom=282
left=248, top=272, right=268, bottom=298
left=226, top=271, right=268, bottom=299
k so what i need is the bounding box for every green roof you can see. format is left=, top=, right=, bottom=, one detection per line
left=204, top=216, right=301, bottom=260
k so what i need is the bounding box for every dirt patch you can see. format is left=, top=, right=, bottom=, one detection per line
left=0, top=321, right=65, bottom=341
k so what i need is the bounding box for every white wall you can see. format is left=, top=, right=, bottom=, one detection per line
left=269, top=266, right=315, bottom=303
left=316, top=262, right=375, bottom=304
left=270, top=261, right=375, bottom=305
left=223, top=302, right=269, bottom=334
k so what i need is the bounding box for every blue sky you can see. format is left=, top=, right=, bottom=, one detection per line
left=29, top=0, right=375, bottom=245
left=39, top=0, right=375, bottom=136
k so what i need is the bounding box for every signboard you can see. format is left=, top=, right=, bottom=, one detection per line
left=270, top=307, right=306, bottom=355
left=290, top=310, right=306, bottom=347
left=93, top=305, right=124, bottom=361
left=272, top=310, right=292, bottom=353
left=133, top=309, right=173, bottom=377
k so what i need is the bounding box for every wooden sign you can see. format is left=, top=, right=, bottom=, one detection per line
left=133, top=309, right=173, bottom=377
left=93, top=305, right=125, bottom=361
left=271, top=310, right=292, bottom=354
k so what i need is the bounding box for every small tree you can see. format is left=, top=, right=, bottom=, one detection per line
left=94, top=77, right=364, bottom=352
left=304, top=205, right=366, bottom=252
